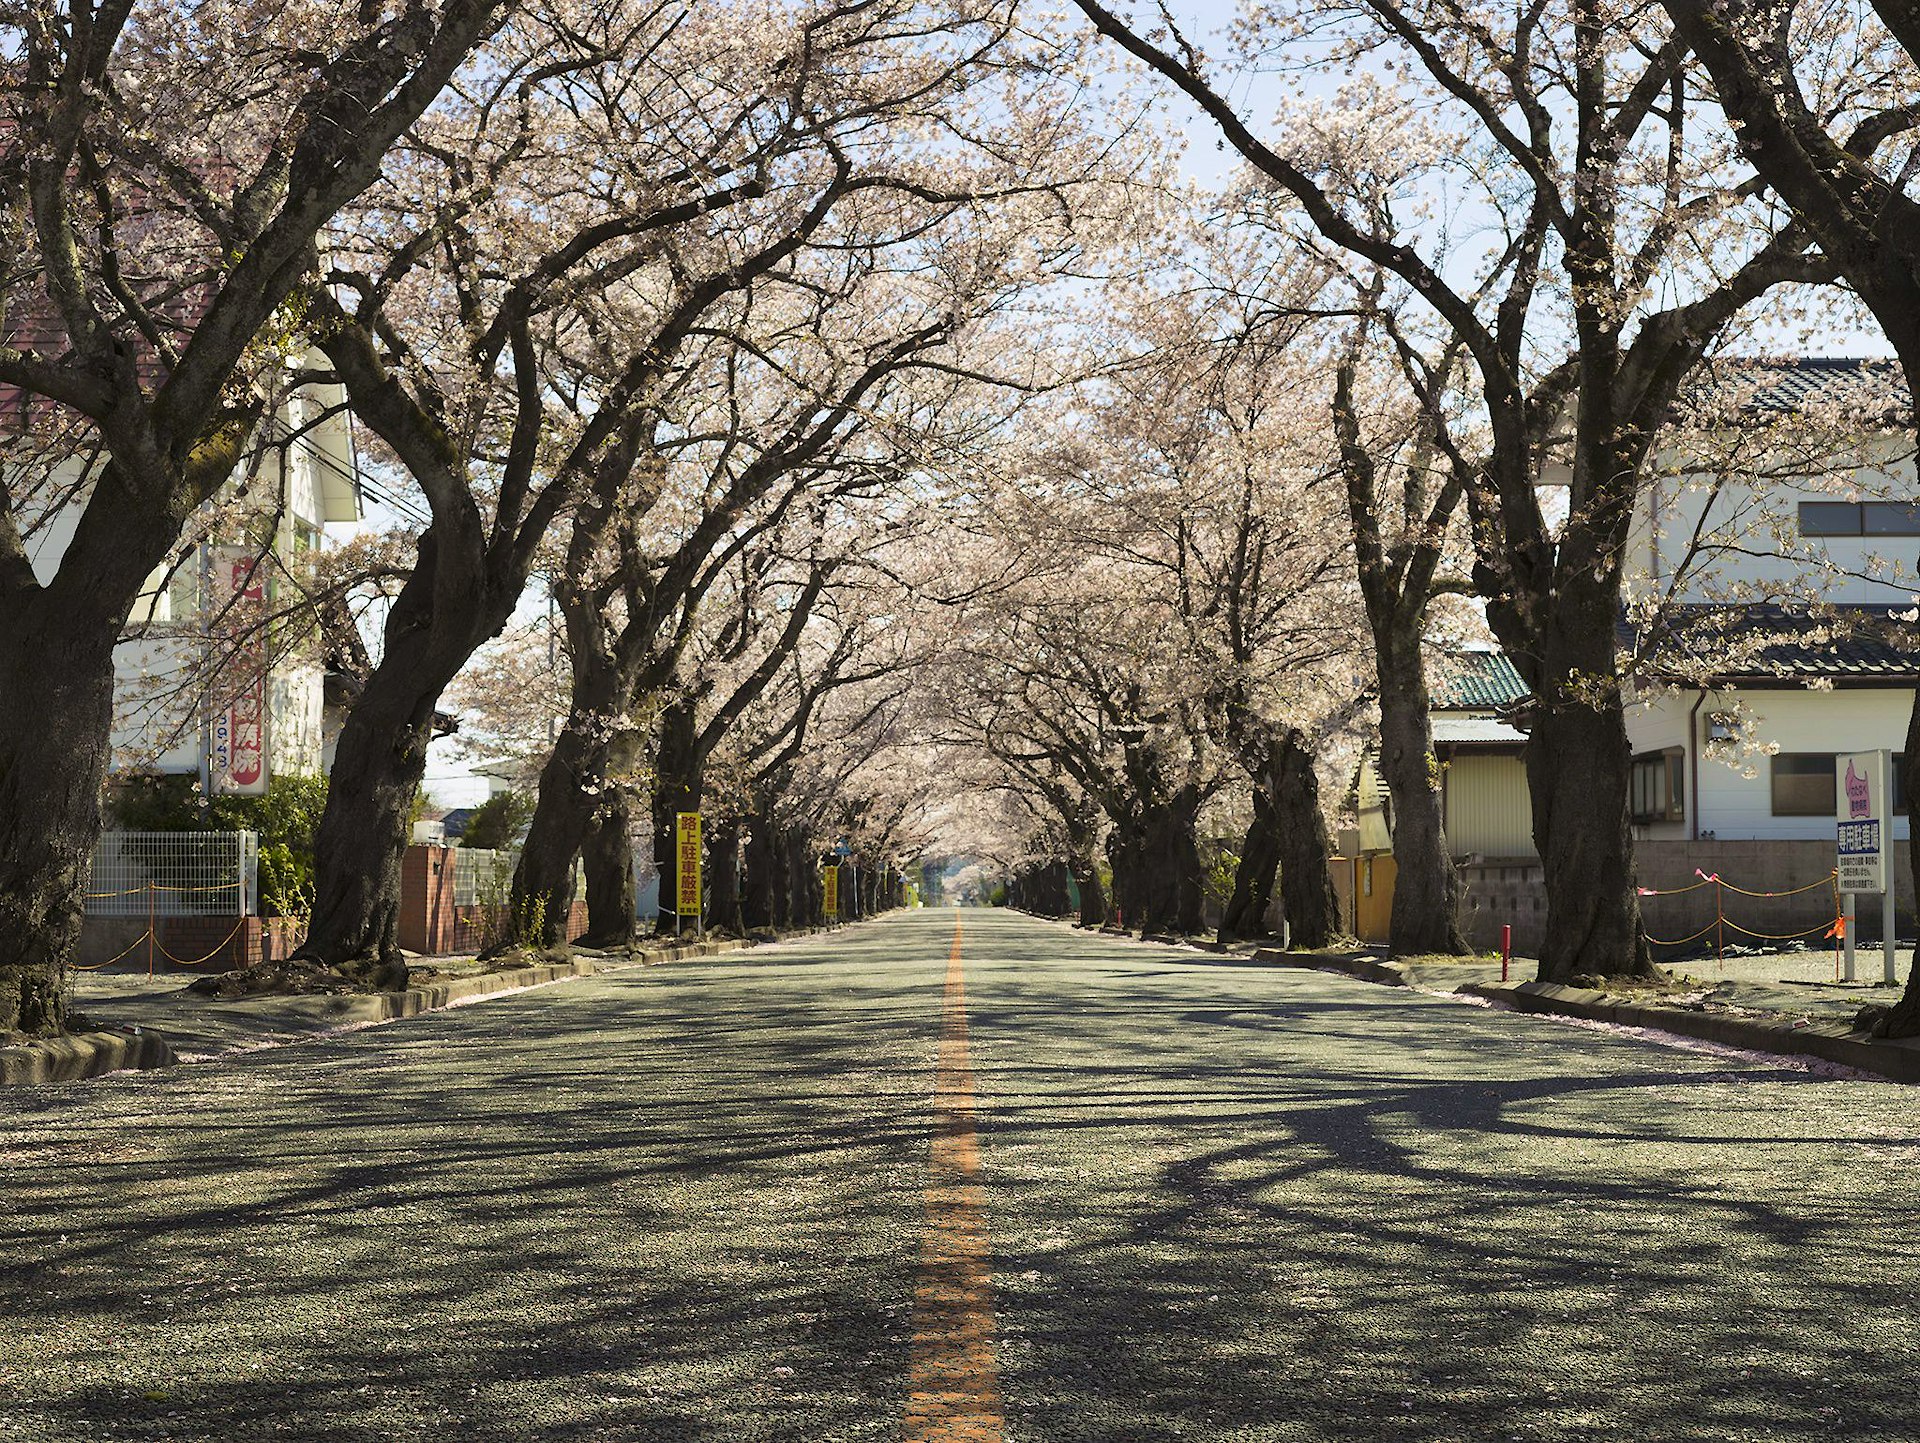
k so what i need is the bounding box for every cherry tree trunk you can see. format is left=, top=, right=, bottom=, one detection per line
left=298, top=660, right=448, bottom=985
left=1525, top=620, right=1653, bottom=983
left=513, top=656, right=630, bottom=948
left=1047, top=860, right=1073, bottom=915
left=300, top=537, right=511, bottom=984
left=1885, top=719, right=1920, bottom=1037
left=1106, top=818, right=1145, bottom=931
left=580, top=795, right=635, bottom=946
left=741, top=805, right=779, bottom=933
left=1073, top=856, right=1108, bottom=928
left=512, top=731, right=602, bottom=949
left=1376, top=660, right=1470, bottom=957
left=1273, top=732, right=1340, bottom=950
left=0, top=612, right=121, bottom=1035
left=707, top=820, right=743, bottom=935
left=1136, top=786, right=1204, bottom=938
left=1219, top=790, right=1281, bottom=944
left=786, top=830, right=820, bottom=926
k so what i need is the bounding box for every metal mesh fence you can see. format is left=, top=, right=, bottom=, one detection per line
left=450, top=848, right=584, bottom=906
left=85, top=831, right=257, bottom=917
left=452, top=848, right=515, bottom=907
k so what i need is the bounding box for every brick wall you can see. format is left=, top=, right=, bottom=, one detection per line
left=155, top=915, right=263, bottom=969
left=398, top=846, right=591, bottom=955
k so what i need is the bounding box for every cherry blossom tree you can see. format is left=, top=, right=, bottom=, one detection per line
left=0, top=0, right=513, bottom=1031
left=1072, top=0, right=1836, bottom=980
left=285, top=0, right=1108, bottom=983
left=1654, top=0, right=1920, bottom=1029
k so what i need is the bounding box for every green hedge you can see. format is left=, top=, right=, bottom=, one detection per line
left=107, top=774, right=330, bottom=918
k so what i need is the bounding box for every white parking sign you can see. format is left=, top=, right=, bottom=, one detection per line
left=1837, top=750, right=1892, bottom=894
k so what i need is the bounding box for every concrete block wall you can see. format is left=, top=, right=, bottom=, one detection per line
left=1450, top=839, right=1911, bottom=960
left=75, top=916, right=151, bottom=968
left=1456, top=859, right=1548, bottom=955
left=1635, top=839, right=1911, bottom=953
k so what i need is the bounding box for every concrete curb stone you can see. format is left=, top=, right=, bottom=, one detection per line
left=1458, top=980, right=1920, bottom=1084
left=2, top=937, right=753, bottom=1087
left=1251, top=947, right=1410, bottom=987
left=0, top=1028, right=177, bottom=1085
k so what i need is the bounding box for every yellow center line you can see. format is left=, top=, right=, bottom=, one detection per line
left=902, top=915, right=1004, bottom=1443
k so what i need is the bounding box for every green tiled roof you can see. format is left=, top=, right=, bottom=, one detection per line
left=1430, top=651, right=1529, bottom=709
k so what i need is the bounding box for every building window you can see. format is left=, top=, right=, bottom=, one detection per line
left=1773, top=752, right=1910, bottom=816
left=1772, top=753, right=1837, bottom=815
left=1863, top=502, right=1920, bottom=535
left=1799, top=502, right=1863, bottom=536
left=1630, top=749, right=1685, bottom=824
left=1800, top=501, right=1920, bottom=537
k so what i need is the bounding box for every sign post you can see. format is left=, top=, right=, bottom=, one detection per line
left=1837, top=750, right=1895, bottom=983
left=676, top=811, right=702, bottom=938
left=209, top=547, right=270, bottom=796
left=822, top=863, right=840, bottom=924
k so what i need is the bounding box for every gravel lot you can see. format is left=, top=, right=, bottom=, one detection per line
left=7, top=909, right=1920, bottom=1441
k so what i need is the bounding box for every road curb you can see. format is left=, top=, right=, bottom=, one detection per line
left=1457, top=980, right=1920, bottom=1084
left=1252, top=947, right=1410, bottom=987
left=0, top=1028, right=178, bottom=1085
left=367, top=937, right=748, bottom=1020
left=3, top=937, right=753, bottom=1087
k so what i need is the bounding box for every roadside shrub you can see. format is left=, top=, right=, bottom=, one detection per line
left=463, top=789, right=534, bottom=849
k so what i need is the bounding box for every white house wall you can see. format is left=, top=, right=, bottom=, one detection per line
left=12, top=392, right=354, bottom=786
left=1625, top=444, right=1919, bottom=607
left=111, top=636, right=202, bottom=772
left=1627, top=687, right=1915, bottom=842
left=106, top=639, right=324, bottom=779
left=270, top=667, right=324, bottom=776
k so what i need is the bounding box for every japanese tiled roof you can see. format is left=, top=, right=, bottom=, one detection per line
left=1429, top=650, right=1530, bottom=709
left=1683, top=357, right=1910, bottom=426
left=1635, top=604, right=1920, bottom=683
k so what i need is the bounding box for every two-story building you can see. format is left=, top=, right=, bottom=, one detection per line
left=1621, top=358, right=1919, bottom=848
left=15, top=374, right=362, bottom=791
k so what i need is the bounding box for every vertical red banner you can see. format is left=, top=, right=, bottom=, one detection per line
left=210, top=547, right=270, bottom=796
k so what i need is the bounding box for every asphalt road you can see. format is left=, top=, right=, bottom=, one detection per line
left=5, top=908, right=1919, bottom=1442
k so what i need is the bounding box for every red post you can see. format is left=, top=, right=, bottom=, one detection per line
left=1501, top=923, right=1512, bottom=981
left=1715, top=881, right=1725, bottom=970
left=146, top=882, right=155, bottom=980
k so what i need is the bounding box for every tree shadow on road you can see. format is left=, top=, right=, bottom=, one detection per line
left=962, top=927, right=1920, bottom=1443
left=1, top=944, right=947, bottom=1443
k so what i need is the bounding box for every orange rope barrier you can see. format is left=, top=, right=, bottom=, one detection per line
left=1637, top=877, right=1718, bottom=897
left=1642, top=919, right=1721, bottom=947
left=152, top=917, right=249, bottom=967
left=1720, top=917, right=1841, bottom=942
left=63, top=929, right=158, bottom=971
left=1717, top=870, right=1841, bottom=899
left=1641, top=868, right=1845, bottom=954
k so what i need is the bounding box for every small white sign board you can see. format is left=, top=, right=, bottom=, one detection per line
left=1836, top=750, right=1892, bottom=894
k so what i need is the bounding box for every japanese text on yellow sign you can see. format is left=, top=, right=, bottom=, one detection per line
left=822, top=864, right=839, bottom=918
left=676, top=812, right=702, bottom=916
